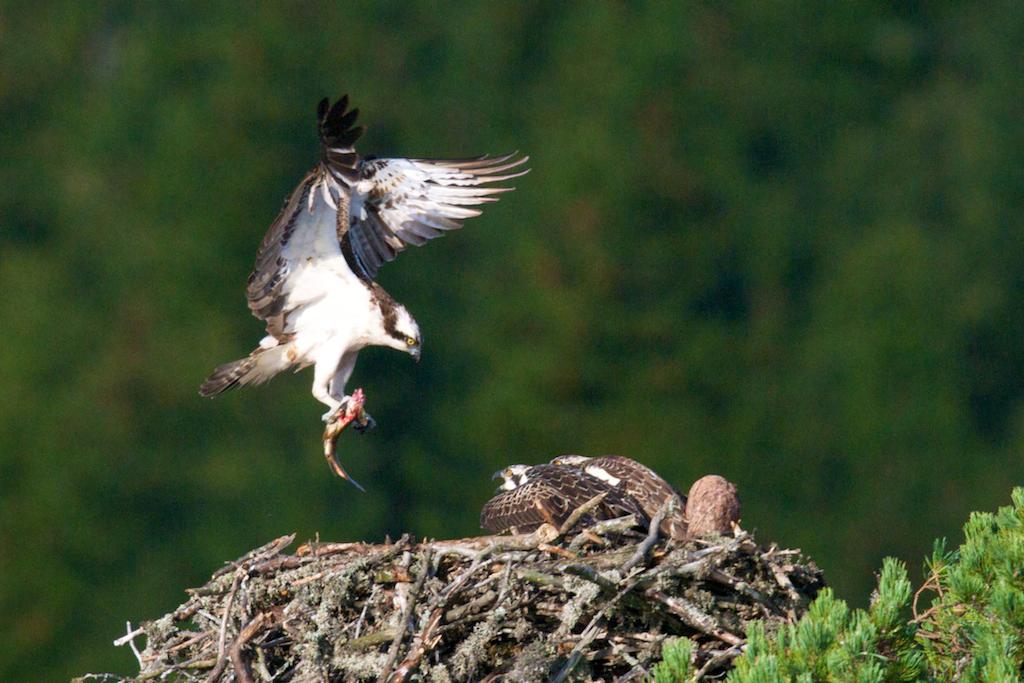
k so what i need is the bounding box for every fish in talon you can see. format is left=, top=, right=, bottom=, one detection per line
left=322, top=388, right=368, bottom=491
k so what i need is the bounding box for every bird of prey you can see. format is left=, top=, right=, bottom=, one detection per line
left=200, top=95, right=528, bottom=446
left=479, top=463, right=649, bottom=535
left=551, top=455, right=689, bottom=540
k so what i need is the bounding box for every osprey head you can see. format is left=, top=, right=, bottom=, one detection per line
left=383, top=303, right=422, bottom=361
left=493, top=464, right=531, bottom=491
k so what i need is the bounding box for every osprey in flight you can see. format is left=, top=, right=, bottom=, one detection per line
left=479, top=463, right=649, bottom=535
left=200, top=96, right=528, bottom=431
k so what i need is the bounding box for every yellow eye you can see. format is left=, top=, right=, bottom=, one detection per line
left=406, top=337, right=417, bottom=346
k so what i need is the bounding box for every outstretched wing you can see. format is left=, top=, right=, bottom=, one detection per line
left=317, top=95, right=529, bottom=281
left=344, top=154, right=529, bottom=279
left=242, top=96, right=363, bottom=338
left=245, top=171, right=357, bottom=340
left=244, top=94, right=528, bottom=338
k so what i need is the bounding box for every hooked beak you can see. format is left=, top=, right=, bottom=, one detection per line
left=492, top=469, right=508, bottom=493
left=410, top=346, right=421, bottom=363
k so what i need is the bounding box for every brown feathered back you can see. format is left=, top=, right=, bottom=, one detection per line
left=551, top=455, right=688, bottom=540
left=480, top=464, right=648, bottom=535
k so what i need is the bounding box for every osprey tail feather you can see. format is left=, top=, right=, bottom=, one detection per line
left=199, top=346, right=292, bottom=397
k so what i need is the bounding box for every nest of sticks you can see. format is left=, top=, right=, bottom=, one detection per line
left=80, top=510, right=824, bottom=682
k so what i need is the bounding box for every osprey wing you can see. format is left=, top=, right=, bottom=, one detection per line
left=341, top=155, right=528, bottom=280
left=245, top=170, right=356, bottom=340
left=317, top=95, right=528, bottom=281
left=241, top=95, right=368, bottom=338
left=479, top=479, right=574, bottom=534
left=587, top=456, right=687, bottom=506
left=587, top=456, right=689, bottom=540
left=245, top=94, right=528, bottom=336
left=480, top=464, right=648, bottom=534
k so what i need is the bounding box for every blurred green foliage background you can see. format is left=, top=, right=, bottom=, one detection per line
left=2, top=2, right=1022, bottom=680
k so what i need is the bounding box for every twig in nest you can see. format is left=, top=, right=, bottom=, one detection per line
left=113, top=622, right=145, bottom=648
left=443, top=589, right=499, bottom=623
left=211, top=534, right=295, bottom=580
left=566, top=516, right=638, bottom=552
left=558, top=492, right=609, bottom=537
left=564, top=563, right=619, bottom=592
left=708, top=568, right=783, bottom=617
left=389, top=607, right=443, bottom=682
left=550, top=614, right=607, bottom=683
left=440, top=551, right=493, bottom=601
left=296, top=541, right=367, bottom=557
left=537, top=543, right=578, bottom=560
left=249, top=555, right=305, bottom=575
left=644, top=590, right=744, bottom=646
left=551, top=568, right=647, bottom=683
left=114, top=621, right=145, bottom=669
left=165, top=630, right=213, bottom=655
left=622, top=500, right=669, bottom=572
left=378, top=548, right=434, bottom=683
left=354, top=585, right=379, bottom=639
left=206, top=570, right=243, bottom=683
left=516, top=568, right=566, bottom=590
left=770, top=564, right=803, bottom=615
left=495, top=561, right=514, bottom=604
left=228, top=611, right=274, bottom=683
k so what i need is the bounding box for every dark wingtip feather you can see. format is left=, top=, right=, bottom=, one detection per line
left=336, top=125, right=366, bottom=148
left=318, top=94, right=364, bottom=150
left=338, top=106, right=359, bottom=131
left=329, top=94, right=349, bottom=120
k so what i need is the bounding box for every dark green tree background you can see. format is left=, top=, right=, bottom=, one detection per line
left=2, top=2, right=1022, bottom=680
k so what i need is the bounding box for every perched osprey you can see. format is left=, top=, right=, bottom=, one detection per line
left=200, top=96, right=528, bottom=428
left=479, top=463, right=649, bottom=535
left=551, top=455, right=689, bottom=540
